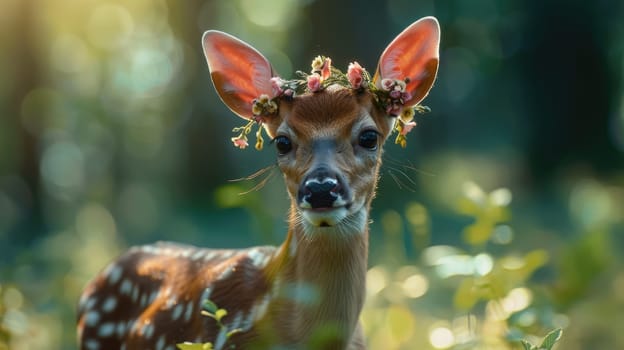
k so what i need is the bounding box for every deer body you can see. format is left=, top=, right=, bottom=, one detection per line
left=77, top=17, right=440, bottom=350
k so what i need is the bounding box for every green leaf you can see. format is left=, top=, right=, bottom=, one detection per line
left=453, top=278, right=480, bottom=310
left=227, top=328, right=243, bottom=339
left=203, top=299, right=218, bottom=314
left=520, top=340, right=535, bottom=350
left=215, top=308, right=228, bottom=322
left=177, top=342, right=214, bottom=350
left=462, top=221, right=495, bottom=246
left=539, top=328, right=563, bottom=350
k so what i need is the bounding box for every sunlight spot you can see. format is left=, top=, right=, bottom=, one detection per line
left=238, top=0, right=299, bottom=29
left=50, top=34, right=91, bottom=74
left=492, top=224, right=513, bottom=244
left=473, top=253, right=493, bottom=276
left=489, top=187, right=512, bottom=207
left=75, top=203, right=116, bottom=241
left=429, top=326, right=455, bottom=348
left=87, top=4, right=135, bottom=50
left=366, top=266, right=388, bottom=297
left=501, top=287, right=532, bottom=313
left=401, top=274, right=428, bottom=298
left=569, top=179, right=612, bottom=229
left=462, top=181, right=486, bottom=205
left=422, top=245, right=463, bottom=266
left=405, top=202, right=428, bottom=226
left=41, top=141, right=85, bottom=199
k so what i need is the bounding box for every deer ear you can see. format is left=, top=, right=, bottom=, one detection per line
left=202, top=31, right=276, bottom=120
left=373, top=17, right=440, bottom=107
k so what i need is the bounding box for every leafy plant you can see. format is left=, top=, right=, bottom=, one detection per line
left=520, top=328, right=563, bottom=350
left=176, top=299, right=242, bottom=350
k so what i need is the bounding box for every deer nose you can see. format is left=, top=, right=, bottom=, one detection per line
left=299, top=168, right=346, bottom=209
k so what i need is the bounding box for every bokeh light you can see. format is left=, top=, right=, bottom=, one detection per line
left=429, top=325, right=455, bottom=349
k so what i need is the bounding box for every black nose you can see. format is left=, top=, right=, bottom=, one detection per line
left=298, top=167, right=346, bottom=209
left=302, top=178, right=339, bottom=209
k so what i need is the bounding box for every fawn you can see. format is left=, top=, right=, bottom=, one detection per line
left=77, top=16, right=440, bottom=350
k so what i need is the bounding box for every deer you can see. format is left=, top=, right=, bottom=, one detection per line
left=77, top=16, right=440, bottom=350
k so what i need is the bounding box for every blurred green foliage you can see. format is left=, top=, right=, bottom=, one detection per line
left=1, top=0, right=623, bottom=349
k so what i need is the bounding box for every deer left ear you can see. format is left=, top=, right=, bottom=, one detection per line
left=373, top=17, right=440, bottom=107
left=202, top=31, right=276, bottom=120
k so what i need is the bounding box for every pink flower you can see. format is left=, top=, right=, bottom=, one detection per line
left=321, top=57, right=332, bottom=80
left=401, top=121, right=417, bottom=135
left=270, top=77, right=285, bottom=96
left=389, top=90, right=402, bottom=99
left=381, top=78, right=395, bottom=91
left=386, top=102, right=402, bottom=116
left=232, top=136, right=249, bottom=149
left=283, top=88, right=294, bottom=97
left=347, top=62, right=364, bottom=89
left=307, top=73, right=322, bottom=92
left=401, top=91, right=412, bottom=102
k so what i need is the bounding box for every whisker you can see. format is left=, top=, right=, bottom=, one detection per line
left=387, top=170, right=404, bottom=191
left=384, top=156, right=436, bottom=177
left=238, top=167, right=278, bottom=195
left=229, top=164, right=276, bottom=182
left=386, top=168, right=417, bottom=192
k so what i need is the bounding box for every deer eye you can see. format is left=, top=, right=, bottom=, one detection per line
left=358, top=130, right=379, bottom=150
left=274, top=136, right=292, bottom=155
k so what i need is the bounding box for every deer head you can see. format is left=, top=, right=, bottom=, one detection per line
left=202, top=17, right=440, bottom=241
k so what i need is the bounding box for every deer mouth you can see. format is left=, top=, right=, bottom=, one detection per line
left=300, top=205, right=349, bottom=227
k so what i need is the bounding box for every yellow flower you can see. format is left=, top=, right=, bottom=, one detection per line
left=311, top=56, right=324, bottom=72
left=400, top=107, right=415, bottom=122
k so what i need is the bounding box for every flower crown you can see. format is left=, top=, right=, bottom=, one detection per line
left=231, top=56, right=430, bottom=150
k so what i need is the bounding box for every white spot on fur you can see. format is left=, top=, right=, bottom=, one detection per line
left=203, top=251, right=217, bottom=261
left=131, top=285, right=139, bottom=303
left=200, top=287, right=212, bottom=304
left=191, top=250, right=205, bottom=260
left=120, top=279, right=132, bottom=295
left=248, top=248, right=269, bottom=268
left=172, top=304, right=183, bottom=320
left=84, top=296, right=97, bottom=311
left=217, top=265, right=234, bottom=281
left=85, top=339, right=100, bottom=350
left=116, top=322, right=126, bottom=338
left=184, top=301, right=194, bottom=322
left=79, top=292, right=93, bottom=310
left=166, top=295, right=177, bottom=308
left=149, top=290, right=159, bottom=304
left=84, top=311, right=100, bottom=327
left=221, top=250, right=234, bottom=259
left=230, top=310, right=243, bottom=330
left=156, top=335, right=166, bottom=350
left=101, top=296, right=117, bottom=313
left=107, top=264, right=123, bottom=285
left=143, top=322, right=154, bottom=339
left=97, top=322, right=115, bottom=337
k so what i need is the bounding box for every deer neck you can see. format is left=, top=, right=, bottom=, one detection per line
left=266, top=204, right=369, bottom=346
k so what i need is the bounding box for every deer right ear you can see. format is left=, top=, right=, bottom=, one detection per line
left=373, top=17, right=440, bottom=107
left=202, top=31, right=276, bottom=120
